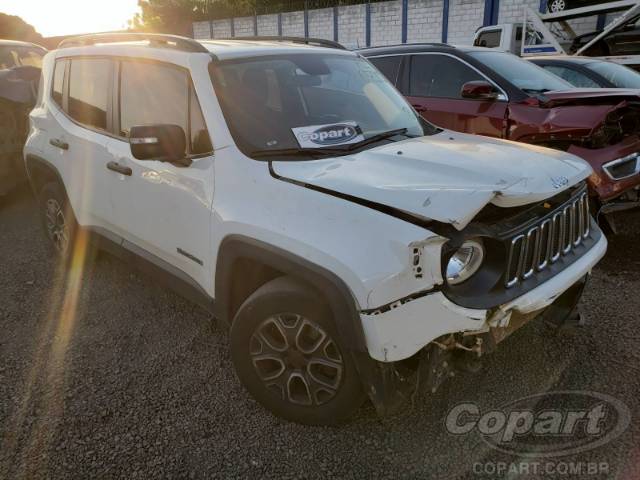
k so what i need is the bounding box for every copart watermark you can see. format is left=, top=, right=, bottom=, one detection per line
left=445, top=391, right=631, bottom=458
left=472, top=461, right=609, bottom=476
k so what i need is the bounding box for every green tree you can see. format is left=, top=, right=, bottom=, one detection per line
left=0, top=13, right=44, bottom=43
left=129, top=0, right=256, bottom=32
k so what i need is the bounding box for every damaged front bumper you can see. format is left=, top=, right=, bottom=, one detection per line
left=356, top=232, right=607, bottom=416
left=360, top=233, right=606, bottom=363
left=569, top=136, right=640, bottom=209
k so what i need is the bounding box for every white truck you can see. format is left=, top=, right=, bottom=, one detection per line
left=473, top=1, right=640, bottom=69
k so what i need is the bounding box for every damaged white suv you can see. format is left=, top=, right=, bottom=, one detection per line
left=25, top=34, right=607, bottom=424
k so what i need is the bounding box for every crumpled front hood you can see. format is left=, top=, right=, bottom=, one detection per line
left=271, top=131, right=592, bottom=230
left=540, top=88, right=640, bottom=107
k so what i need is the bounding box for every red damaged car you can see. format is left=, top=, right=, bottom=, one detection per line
left=361, top=45, right=640, bottom=230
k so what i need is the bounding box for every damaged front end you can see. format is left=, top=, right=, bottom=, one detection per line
left=365, top=278, right=588, bottom=417
left=358, top=183, right=605, bottom=416
left=510, top=94, right=640, bottom=227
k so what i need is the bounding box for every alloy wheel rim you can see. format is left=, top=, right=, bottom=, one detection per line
left=45, top=198, right=69, bottom=254
left=250, top=313, right=344, bottom=406
left=550, top=0, right=566, bottom=12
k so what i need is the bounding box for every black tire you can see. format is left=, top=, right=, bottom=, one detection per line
left=38, top=181, right=80, bottom=261
left=230, top=276, right=365, bottom=425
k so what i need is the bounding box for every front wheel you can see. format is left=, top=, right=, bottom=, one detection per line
left=230, top=276, right=365, bottom=425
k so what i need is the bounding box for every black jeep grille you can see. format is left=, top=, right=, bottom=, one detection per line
left=504, top=187, right=590, bottom=288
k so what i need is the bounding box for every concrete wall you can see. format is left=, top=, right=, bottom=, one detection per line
left=407, top=0, right=443, bottom=43
left=308, top=7, right=334, bottom=40
left=193, top=0, right=606, bottom=47
left=257, top=14, right=279, bottom=36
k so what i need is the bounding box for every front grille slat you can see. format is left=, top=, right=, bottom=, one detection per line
left=505, top=189, right=591, bottom=288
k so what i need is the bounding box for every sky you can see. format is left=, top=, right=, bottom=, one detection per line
left=0, top=0, right=141, bottom=37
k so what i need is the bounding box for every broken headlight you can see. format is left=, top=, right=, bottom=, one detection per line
left=446, top=239, right=485, bottom=286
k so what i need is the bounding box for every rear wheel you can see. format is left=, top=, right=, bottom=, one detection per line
left=230, top=276, right=365, bottom=425
left=38, top=182, right=78, bottom=260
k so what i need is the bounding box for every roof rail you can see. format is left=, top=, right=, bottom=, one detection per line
left=215, top=36, right=346, bottom=50
left=58, top=33, right=209, bottom=53
left=356, top=42, right=453, bottom=51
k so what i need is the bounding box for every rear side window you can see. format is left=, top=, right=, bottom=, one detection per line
left=119, top=61, right=212, bottom=154
left=409, top=55, right=484, bottom=99
left=543, top=65, right=600, bottom=88
left=51, top=59, right=66, bottom=108
left=368, top=56, right=402, bottom=85
left=68, top=58, right=111, bottom=131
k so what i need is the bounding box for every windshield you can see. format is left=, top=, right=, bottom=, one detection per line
left=210, top=53, right=436, bottom=158
left=468, top=50, right=572, bottom=93
left=0, top=46, right=45, bottom=69
left=585, top=60, right=640, bottom=88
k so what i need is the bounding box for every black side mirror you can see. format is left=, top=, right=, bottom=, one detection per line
left=129, top=124, right=186, bottom=162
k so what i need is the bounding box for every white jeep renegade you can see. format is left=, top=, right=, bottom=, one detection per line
left=25, top=34, right=607, bottom=425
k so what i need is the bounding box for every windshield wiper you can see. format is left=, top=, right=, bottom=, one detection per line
left=250, top=147, right=346, bottom=158
left=343, top=128, right=409, bottom=151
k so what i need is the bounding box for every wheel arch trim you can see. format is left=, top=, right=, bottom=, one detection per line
left=215, top=234, right=368, bottom=353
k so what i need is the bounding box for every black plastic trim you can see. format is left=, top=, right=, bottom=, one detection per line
left=88, top=227, right=215, bottom=314
left=215, top=234, right=367, bottom=353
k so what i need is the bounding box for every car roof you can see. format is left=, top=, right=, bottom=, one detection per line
left=200, top=39, right=356, bottom=60
left=528, top=55, right=600, bottom=64
left=358, top=43, right=503, bottom=56
left=54, top=35, right=354, bottom=62
left=0, top=38, right=46, bottom=50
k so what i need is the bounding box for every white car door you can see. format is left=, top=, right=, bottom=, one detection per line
left=47, top=57, right=117, bottom=232
left=104, top=59, right=215, bottom=292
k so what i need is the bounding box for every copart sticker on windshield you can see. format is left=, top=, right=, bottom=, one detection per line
left=292, top=122, right=365, bottom=148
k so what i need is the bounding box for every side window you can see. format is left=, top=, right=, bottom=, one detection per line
left=120, top=61, right=212, bottom=155
left=410, top=55, right=484, bottom=99
left=120, top=61, right=187, bottom=137
left=368, top=56, right=402, bottom=85
left=51, top=59, right=66, bottom=108
left=68, top=58, right=110, bottom=131
left=189, top=86, right=213, bottom=154
left=543, top=65, right=600, bottom=88
left=475, top=30, right=501, bottom=48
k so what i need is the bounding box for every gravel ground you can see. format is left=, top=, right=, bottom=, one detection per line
left=1, top=187, right=639, bottom=479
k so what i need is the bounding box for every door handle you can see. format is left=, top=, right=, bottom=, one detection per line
left=49, top=138, right=69, bottom=150
left=107, top=161, right=132, bottom=176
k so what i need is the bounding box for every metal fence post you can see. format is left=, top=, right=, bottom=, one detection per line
left=366, top=2, right=371, bottom=47
left=230, top=17, right=235, bottom=37
left=401, top=0, right=408, bottom=43
left=333, top=6, right=339, bottom=42
left=442, top=0, right=450, bottom=42
left=539, top=0, right=547, bottom=13
left=483, top=0, right=500, bottom=26
left=278, top=12, right=283, bottom=36
left=304, top=0, right=309, bottom=38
